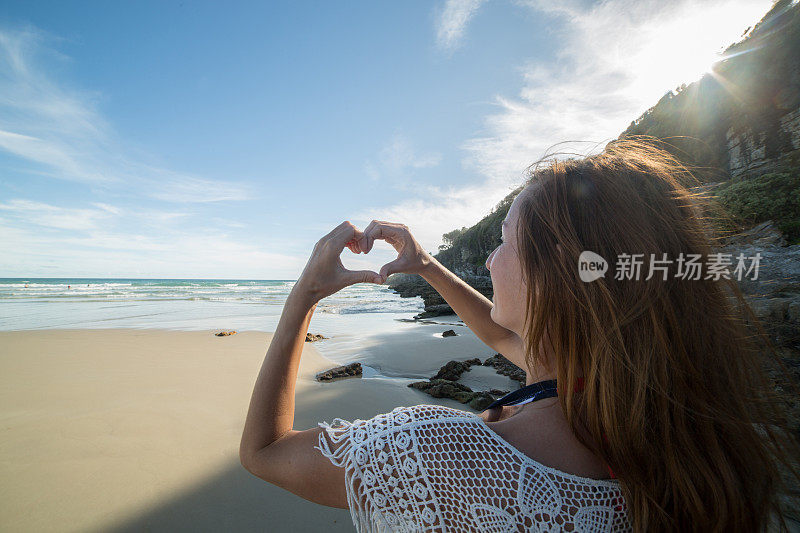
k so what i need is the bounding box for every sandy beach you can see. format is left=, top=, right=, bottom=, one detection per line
left=0, top=323, right=512, bottom=532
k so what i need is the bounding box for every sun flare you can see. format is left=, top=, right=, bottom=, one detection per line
left=628, top=1, right=772, bottom=100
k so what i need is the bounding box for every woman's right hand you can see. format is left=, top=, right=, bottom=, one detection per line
left=356, top=220, right=433, bottom=283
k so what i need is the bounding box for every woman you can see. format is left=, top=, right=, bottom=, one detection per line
left=239, top=139, right=799, bottom=531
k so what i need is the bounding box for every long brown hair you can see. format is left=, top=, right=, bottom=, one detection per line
left=514, top=137, right=800, bottom=531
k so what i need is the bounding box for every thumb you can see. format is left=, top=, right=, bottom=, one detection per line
left=345, top=269, right=383, bottom=285
left=378, top=258, right=404, bottom=282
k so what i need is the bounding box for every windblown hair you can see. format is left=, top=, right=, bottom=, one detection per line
left=514, top=137, right=800, bottom=531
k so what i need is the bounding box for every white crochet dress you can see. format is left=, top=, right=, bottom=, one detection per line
left=315, top=403, right=631, bottom=532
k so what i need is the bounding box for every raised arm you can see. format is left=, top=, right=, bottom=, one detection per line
left=358, top=220, right=524, bottom=357
left=420, top=255, right=523, bottom=355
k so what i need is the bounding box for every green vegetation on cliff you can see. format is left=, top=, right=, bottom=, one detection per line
left=434, top=185, right=522, bottom=276
left=717, top=171, right=800, bottom=243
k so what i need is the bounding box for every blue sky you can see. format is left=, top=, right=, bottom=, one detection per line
left=0, top=0, right=773, bottom=278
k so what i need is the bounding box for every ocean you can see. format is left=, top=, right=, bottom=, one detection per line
left=0, top=278, right=426, bottom=332
left=0, top=278, right=470, bottom=379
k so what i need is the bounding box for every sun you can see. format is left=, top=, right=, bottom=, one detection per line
left=628, top=1, right=772, bottom=100
left=660, top=40, right=724, bottom=88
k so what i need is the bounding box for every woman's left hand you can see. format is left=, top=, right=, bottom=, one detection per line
left=292, top=221, right=383, bottom=305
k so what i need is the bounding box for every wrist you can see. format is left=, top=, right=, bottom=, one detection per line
left=289, top=281, right=320, bottom=309
left=419, top=254, right=438, bottom=279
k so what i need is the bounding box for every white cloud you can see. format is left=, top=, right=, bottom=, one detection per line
left=381, top=0, right=772, bottom=255
left=0, top=27, right=251, bottom=203
left=0, top=199, right=114, bottom=231
left=211, top=217, right=247, bottom=229
left=0, top=27, right=283, bottom=278
left=436, top=0, right=488, bottom=52
left=364, top=134, right=442, bottom=182
left=0, top=200, right=305, bottom=278
left=0, top=224, right=307, bottom=278
left=90, top=203, right=121, bottom=215
left=141, top=168, right=251, bottom=203
left=381, top=135, right=442, bottom=171
left=461, top=0, right=772, bottom=184
left=351, top=180, right=519, bottom=259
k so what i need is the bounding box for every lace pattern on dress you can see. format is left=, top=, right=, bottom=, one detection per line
left=315, top=404, right=631, bottom=532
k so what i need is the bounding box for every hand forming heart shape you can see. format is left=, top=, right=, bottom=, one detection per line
left=293, top=220, right=431, bottom=304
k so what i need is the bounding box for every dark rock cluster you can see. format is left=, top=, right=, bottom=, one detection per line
left=432, top=358, right=481, bottom=380
left=409, top=379, right=495, bottom=411
left=214, top=331, right=236, bottom=336
left=305, top=333, right=328, bottom=342
left=315, top=362, right=362, bottom=382
left=482, top=354, right=527, bottom=385
left=408, top=354, right=524, bottom=412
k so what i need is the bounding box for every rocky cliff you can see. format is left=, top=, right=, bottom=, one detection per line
left=620, top=0, right=800, bottom=180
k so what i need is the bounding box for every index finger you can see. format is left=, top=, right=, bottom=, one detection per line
left=324, top=221, right=363, bottom=249
left=359, top=221, right=406, bottom=253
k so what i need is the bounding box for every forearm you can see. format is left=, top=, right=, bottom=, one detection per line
left=239, top=288, right=317, bottom=459
left=420, top=256, right=517, bottom=349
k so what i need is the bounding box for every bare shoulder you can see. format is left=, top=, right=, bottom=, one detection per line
left=486, top=403, right=612, bottom=480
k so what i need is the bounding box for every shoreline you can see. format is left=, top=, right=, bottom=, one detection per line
left=0, top=325, right=507, bottom=531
